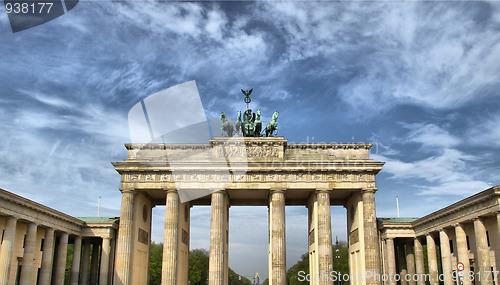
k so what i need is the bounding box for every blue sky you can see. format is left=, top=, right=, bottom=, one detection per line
left=1, top=0, right=500, bottom=280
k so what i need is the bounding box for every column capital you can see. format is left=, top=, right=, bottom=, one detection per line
left=315, top=184, right=331, bottom=192
left=271, top=184, right=287, bottom=192
left=361, top=188, right=378, bottom=194
left=270, top=189, right=286, bottom=194
left=120, top=188, right=136, bottom=195
left=165, top=188, right=178, bottom=194
left=26, top=221, right=39, bottom=227
left=5, top=215, right=19, bottom=222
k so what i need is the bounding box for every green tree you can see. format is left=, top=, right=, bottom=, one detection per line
left=228, top=267, right=252, bottom=285
left=149, top=242, right=163, bottom=285
left=286, top=241, right=350, bottom=284
left=189, top=248, right=210, bottom=285
left=64, top=243, right=74, bottom=285
left=287, top=253, right=309, bottom=285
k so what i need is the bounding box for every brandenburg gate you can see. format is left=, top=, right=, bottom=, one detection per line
left=111, top=136, right=385, bottom=285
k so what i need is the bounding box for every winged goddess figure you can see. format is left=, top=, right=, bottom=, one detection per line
left=241, top=88, right=253, bottom=97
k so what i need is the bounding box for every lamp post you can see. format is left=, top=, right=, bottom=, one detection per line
left=335, top=236, right=341, bottom=285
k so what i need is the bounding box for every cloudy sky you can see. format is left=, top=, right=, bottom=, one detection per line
left=1, top=0, right=500, bottom=280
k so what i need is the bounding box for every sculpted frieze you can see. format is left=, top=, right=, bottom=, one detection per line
left=216, top=145, right=280, bottom=158
left=123, top=171, right=374, bottom=184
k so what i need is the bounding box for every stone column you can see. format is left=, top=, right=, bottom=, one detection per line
left=455, top=224, right=471, bottom=285
left=269, top=190, right=286, bottom=285
left=414, top=237, right=425, bottom=285
left=439, top=229, right=453, bottom=285
left=317, top=191, right=333, bottom=285
left=497, top=213, right=500, bottom=238
left=100, top=237, right=111, bottom=285
left=71, top=236, right=83, bottom=285
left=162, top=190, right=179, bottom=285
left=406, top=241, right=416, bottom=285
left=0, top=217, right=17, bottom=285
left=90, top=242, right=100, bottom=284
left=80, top=240, right=91, bottom=285
left=474, top=218, right=493, bottom=285
left=426, top=234, right=439, bottom=285
left=386, top=238, right=397, bottom=285
left=108, top=238, right=116, bottom=285
left=40, top=228, right=55, bottom=285
left=114, top=190, right=135, bottom=285
left=19, top=222, right=37, bottom=285
left=362, top=189, right=382, bottom=285
left=209, top=191, right=228, bottom=285
left=54, top=232, right=69, bottom=285
left=397, top=243, right=408, bottom=285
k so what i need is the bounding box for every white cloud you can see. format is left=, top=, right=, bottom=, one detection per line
left=467, top=112, right=500, bottom=148
left=373, top=148, right=492, bottom=196
left=403, top=123, right=460, bottom=148
left=18, top=89, right=74, bottom=109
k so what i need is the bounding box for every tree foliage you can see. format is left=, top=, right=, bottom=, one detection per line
left=149, top=242, right=163, bottom=285
left=149, top=244, right=250, bottom=285
left=228, top=267, right=252, bottom=285
left=188, top=249, right=210, bottom=285
left=286, top=241, right=350, bottom=284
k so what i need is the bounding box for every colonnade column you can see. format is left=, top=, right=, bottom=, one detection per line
left=162, top=190, right=179, bottom=285
left=497, top=213, right=500, bottom=238
left=362, top=189, right=382, bottom=285
left=100, top=237, right=111, bottom=285
left=455, top=224, right=471, bottom=285
left=0, top=217, right=17, bottom=284
left=114, top=190, right=135, bottom=285
left=385, top=238, right=397, bottom=285
left=19, top=222, right=37, bottom=285
left=54, top=232, right=69, bottom=285
left=474, top=218, right=493, bottom=285
left=269, top=190, right=286, bottom=285
left=405, top=241, right=416, bottom=285
left=414, top=237, right=425, bottom=285
left=90, top=242, right=100, bottom=284
left=209, top=191, right=229, bottom=285
left=317, top=190, right=333, bottom=285
left=397, top=243, right=408, bottom=285
left=40, top=228, right=55, bottom=284
left=426, top=234, right=439, bottom=285
left=71, top=236, right=83, bottom=285
left=80, top=240, right=91, bottom=285
left=439, top=229, right=453, bottom=285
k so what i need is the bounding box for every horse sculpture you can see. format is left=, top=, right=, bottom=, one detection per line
left=264, top=111, right=279, bottom=137
left=254, top=109, right=262, bottom=137
left=235, top=110, right=242, bottom=136
left=220, top=112, right=234, bottom=137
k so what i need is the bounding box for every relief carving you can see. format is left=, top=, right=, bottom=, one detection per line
left=216, top=145, right=280, bottom=158
left=160, top=174, right=171, bottom=181
left=297, top=172, right=306, bottom=181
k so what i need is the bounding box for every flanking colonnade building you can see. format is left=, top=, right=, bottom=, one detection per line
left=0, top=136, right=498, bottom=285
left=0, top=188, right=118, bottom=285
left=379, top=186, right=500, bottom=285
